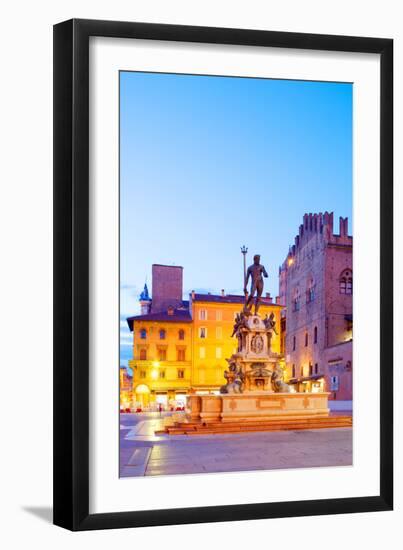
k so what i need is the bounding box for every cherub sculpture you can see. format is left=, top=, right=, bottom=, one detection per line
left=263, top=312, right=277, bottom=334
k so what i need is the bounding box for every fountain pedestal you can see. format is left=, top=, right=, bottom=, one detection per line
left=185, top=312, right=330, bottom=429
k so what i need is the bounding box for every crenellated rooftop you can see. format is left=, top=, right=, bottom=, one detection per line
left=279, top=211, right=352, bottom=273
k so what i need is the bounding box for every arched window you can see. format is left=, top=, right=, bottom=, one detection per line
left=140, top=328, right=147, bottom=339
left=293, top=288, right=301, bottom=311
left=159, top=329, right=166, bottom=340
left=314, top=326, right=318, bottom=344
left=178, top=329, right=185, bottom=340
left=340, top=269, right=353, bottom=295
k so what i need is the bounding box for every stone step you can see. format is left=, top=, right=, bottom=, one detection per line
left=158, top=415, right=352, bottom=435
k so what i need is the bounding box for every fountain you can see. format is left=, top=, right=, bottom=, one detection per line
left=159, top=250, right=344, bottom=435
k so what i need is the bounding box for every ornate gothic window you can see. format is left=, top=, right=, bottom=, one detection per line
left=339, top=269, right=353, bottom=294
left=306, top=278, right=315, bottom=303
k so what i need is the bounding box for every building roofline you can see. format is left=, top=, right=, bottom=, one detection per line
left=126, top=311, right=192, bottom=331
left=152, top=263, right=183, bottom=269
left=191, top=293, right=284, bottom=307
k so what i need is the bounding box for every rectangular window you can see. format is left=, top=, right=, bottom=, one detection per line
left=216, top=347, right=222, bottom=359
left=293, top=336, right=296, bottom=351
left=314, top=363, right=319, bottom=374
left=216, top=310, right=222, bottom=321
left=158, top=349, right=167, bottom=361
left=140, top=370, right=146, bottom=379
left=199, top=347, right=206, bottom=359
left=330, top=375, right=339, bottom=391
left=199, top=309, right=207, bottom=320
left=199, top=327, right=207, bottom=338
left=177, top=348, right=185, bottom=361
left=340, top=281, right=346, bottom=294
left=159, top=370, right=166, bottom=379
left=216, top=326, right=222, bottom=339
left=139, top=349, right=147, bottom=360
left=177, top=369, right=185, bottom=379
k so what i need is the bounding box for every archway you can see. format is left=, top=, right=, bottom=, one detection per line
left=134, top=384, right=150, bottom=408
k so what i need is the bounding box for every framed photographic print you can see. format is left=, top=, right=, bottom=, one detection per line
left=53, top=19, right=393, bottom=530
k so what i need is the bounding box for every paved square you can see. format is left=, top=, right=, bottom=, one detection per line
left=120, top=413, right=352, bottom=477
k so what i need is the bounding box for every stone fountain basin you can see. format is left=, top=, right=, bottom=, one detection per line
left=187, top=392, right=330, bottom=423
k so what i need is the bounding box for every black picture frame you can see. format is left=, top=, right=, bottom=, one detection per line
left=53, top=18, right=393, bottom=531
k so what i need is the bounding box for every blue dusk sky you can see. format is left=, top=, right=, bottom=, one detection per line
left=120, top=71, right=352, bottom=367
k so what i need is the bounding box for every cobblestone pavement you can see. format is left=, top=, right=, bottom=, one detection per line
left=119, top=412, right=352, bottom=478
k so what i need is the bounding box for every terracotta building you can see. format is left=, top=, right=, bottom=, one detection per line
left=127, top=265, right=283, bottom=408
left=119, top=366, right=133, bottom=411
left=280, top=212, right=352, bottom=401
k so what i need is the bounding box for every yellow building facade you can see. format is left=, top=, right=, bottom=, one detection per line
left=127, top=293, right=283, bottom=408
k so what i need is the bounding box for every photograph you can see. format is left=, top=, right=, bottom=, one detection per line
left=0, top=0, right=396, bottom=541
left=119, top=71, right=353, bottom=478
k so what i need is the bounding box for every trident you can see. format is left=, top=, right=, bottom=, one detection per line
left=241, top=245, right=248, bottom=303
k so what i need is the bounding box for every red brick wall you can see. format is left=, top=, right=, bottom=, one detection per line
left=324, top=341, right=352, bottom=400
left=282, top=213, right=353, bottom=401
left=151, top=264, right=183, bottom=313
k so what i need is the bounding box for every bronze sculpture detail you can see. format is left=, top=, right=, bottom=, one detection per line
left=244, top=254, right=268, bottom=315
left=220, top=359, right=245, bottom=394
left=271, top=364, right=290, bottom=393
